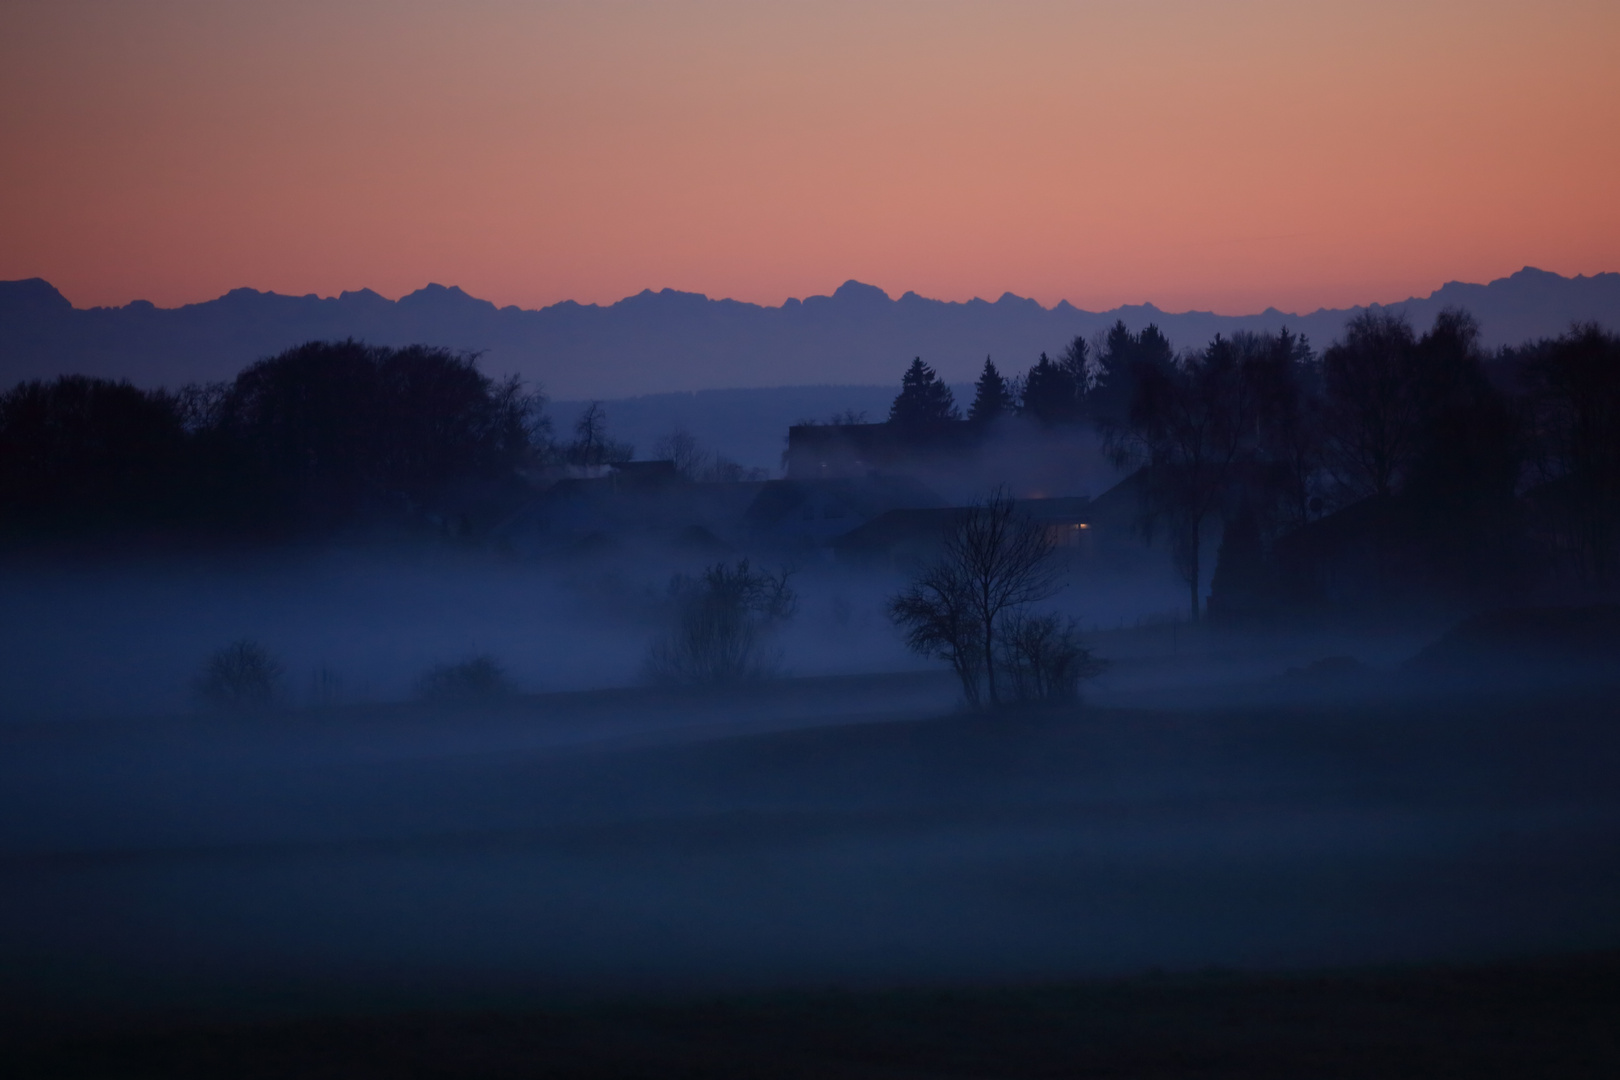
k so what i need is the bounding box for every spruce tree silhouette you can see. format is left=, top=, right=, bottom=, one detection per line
left=968, top=357, right=1012, bottom=423
left=1020, top=352, right=1081, bottom=425
left=1085, top=321, right=1174, bottom=427
left=888, top=357, right=958, bottom=426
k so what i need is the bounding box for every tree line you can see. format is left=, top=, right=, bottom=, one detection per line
left=882, top=314, right=1620, bottom=619
left=0, top=339, right=637, bottom=544
left=885, top=321, right=1177, bottom=428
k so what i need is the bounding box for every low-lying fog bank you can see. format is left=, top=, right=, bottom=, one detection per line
left=3, top=670, right=1617, bottom=1018
left=0, top=542, right=1402, bottom=723
left=0, top=549, right=943, bottom=721
left=3, top=546, right=1617, bottom=1026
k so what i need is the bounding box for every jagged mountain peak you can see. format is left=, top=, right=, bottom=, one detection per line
left=0, top=278, right=72, bottom=317
left=2, top=269, right=1616, bottom=398
left=831, top=280, right=891, bottom=304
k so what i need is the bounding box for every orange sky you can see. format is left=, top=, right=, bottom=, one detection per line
left=2, top=0, right=1617, bottom=314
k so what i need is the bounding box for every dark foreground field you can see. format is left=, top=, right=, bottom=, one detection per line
left=3, top=669, right=1619, bottom=1075
left=7, top=953, right=1619, bottom=1078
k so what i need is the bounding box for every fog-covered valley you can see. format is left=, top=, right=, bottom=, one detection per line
left=2, top=532, right=1617, bottom=1024
left=5, top=630, right=1618, bottom=1024
left=2, top=319, right=1619, bottom=1074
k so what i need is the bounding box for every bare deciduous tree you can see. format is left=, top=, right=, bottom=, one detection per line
left=889, top=490, right=1063, bottom=707
left=567, top=401, right=634, bottom=467
left=652, top=427, right=708, bottom=480
left=195, top=639, right=284, bottom=712
left=889, top=560, right=983, bottom=707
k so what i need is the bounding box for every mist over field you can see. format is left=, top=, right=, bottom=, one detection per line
left=3, top=313, right=1620, bottom=1065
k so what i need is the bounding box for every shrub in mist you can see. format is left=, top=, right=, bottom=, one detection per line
left=998, top=612, right=1106, bottom=704
left=645, top=560, right=796, bottom=686
left=195, top=639, right=284, bottom=712
left=413, top=655, right=514, bottom=705
left=306, top=665, right=345, bottom=709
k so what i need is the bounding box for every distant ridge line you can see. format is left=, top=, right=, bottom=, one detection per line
left=2, top=267, right=1616, bottom=399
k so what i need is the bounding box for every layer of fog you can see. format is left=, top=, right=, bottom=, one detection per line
left=0, top=551, right=933, bottom=721
left=2, top=498, right=1611, bottom=1017
left=0, top=514, right=1191, bottom=724
left=4, top=673, right=1617, bottom=1017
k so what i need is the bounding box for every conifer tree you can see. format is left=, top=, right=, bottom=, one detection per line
left=888, top=357, right=959, bottom=425
left=968, top=357, right=1012, bottom=423
left=1020, top=352, right=1081, bottom=425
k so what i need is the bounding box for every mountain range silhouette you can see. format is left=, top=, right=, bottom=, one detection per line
left=2, top=268, right=1616, bottom=399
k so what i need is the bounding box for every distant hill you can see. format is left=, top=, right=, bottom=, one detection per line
left=2, top=268, right=1617, bottom=400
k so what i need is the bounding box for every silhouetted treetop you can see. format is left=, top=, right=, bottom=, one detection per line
left=0, top=375, right=189, bottom=534
left=1020, top=352, right=1082, bottom=426
left=1517, top=322, right=1620, bottom=580
left=218, top=340, right=540, bottom=525
left=1320, top=311, right=1422, bottom=502
left=565, top=401, right=634, bottom=467
left=968, top=357, right=1013, bottom=423
left=889, top=357, right=959, bottom=426
left=1086, top=321, right=1175, bottom=426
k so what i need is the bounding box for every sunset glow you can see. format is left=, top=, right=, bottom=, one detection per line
left=2, top=0, right=1616, bottom=313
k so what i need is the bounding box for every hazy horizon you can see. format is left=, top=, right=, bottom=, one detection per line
left=14, top=264, right=1618, bottom=321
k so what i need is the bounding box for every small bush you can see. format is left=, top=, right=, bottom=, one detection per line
left=413, top=655, right=513, bottom=704
left=998, top=612, right=1106, bottom=704
left=644, top=560, right=796, bottom=686
left=307, top=665, right=345, bottom=709
left=195, top=639, right=284, bottom=712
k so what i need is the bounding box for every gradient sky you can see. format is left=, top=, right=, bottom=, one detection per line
left=2, top=0, right=1617, bottom=314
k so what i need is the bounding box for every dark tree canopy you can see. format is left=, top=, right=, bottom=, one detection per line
left=889, top=358, right=959, bottom=426
left=1059, top=335, right=1091, bottom=392
left=1404, top=309, right=1520, bottom=510
left=0, top=339, right=549, bottom=545
left=1321, top=311, right=1423, bottom=502
left=1309, top=309, right=1523, bottom=597
left=1086, top=321, right=1174, bottom=426
left=1183, top=309, right=1533, bottom=616
left=968, top=357, right=1013, bottom=423
left=219, top=340, right=538, bottom=525
left=1247, top=327, right=1323, bottom=531
left=1109, top=331, right=1294, bottom=621
left=1518, top=323, right=1620, bottom=581
left=0, top=375, right=190, bottom=535
left=1020, top=352, right=1082, bottom=426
